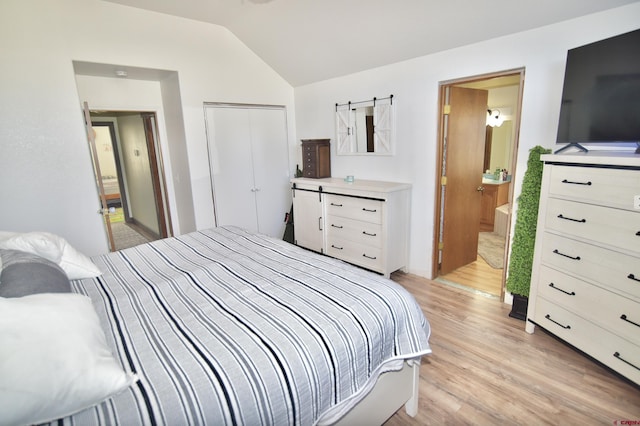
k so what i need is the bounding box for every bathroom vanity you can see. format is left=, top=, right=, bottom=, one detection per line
left=479, top=178, right=510, bottom=232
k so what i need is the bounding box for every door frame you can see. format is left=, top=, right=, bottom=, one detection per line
left=88, top=109, right=173, bottom=250
left=432, top=68, right=525, bottom=300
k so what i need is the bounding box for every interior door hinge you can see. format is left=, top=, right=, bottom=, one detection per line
left=438, top=242, right=444, bottom=250
left=441, top=176, right=447, bottom=186
left=443, top=104, right=451, bottom=115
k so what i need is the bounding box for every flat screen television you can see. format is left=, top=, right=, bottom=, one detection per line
left=555, top=29, right=640, bottom=153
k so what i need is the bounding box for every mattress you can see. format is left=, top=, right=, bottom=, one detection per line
left=53, top=226, right=431, bottom=425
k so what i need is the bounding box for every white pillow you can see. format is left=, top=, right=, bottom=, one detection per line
left=0, top=232, right=101, bottom=279
left=0, top=293, right=138, bottom=426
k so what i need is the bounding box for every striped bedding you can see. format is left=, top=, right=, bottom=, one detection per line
left=55, top=226, right=431, bottom=425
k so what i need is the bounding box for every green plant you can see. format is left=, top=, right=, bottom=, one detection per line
left=506, top=145, right=551, bottom=297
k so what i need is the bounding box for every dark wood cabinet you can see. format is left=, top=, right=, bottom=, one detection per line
left=301, top=139, right=331, bottom=178
left=479, top=182, right=510, bottom=232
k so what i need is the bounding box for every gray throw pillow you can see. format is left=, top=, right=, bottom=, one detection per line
left=0, top=249, right=71, bottom=297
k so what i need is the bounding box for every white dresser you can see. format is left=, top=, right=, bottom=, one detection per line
left=291, top=178, right=411, bottom=277
left=526, top=151, right=640, bottom=385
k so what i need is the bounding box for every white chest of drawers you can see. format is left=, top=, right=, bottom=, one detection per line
left=526, top=152, right=640, bottom=385
left=291, top=178, right=411, bottom=277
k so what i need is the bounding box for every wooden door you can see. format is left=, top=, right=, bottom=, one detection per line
left=440, top=87, right=488, bottom=274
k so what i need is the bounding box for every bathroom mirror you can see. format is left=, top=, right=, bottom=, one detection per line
left=336, top=96, right=394, bottom=155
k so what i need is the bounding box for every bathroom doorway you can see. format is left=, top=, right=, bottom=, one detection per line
left=433, top=68, right=524, bottom=299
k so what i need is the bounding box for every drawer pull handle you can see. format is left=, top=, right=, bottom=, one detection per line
left=557, top=214, right=586, bottom=223
left=620, top=314, right=640, bottom=328
left=363, top=254, right=377, bottom=260
left=331, top=244, right=343, bottom=250
left=362, top=231, right=377, bottom=237
left=331, top=224, right=343, bottom=229
left=362, top=208, right=377, bottom=212
left=318, top=217, right=322, bottom=231
left=628, top=274, right=640, bottom=283
left=613, top=352, right=640, bottom=372
left=636, top=231, right=640, bottom=236
left=544, top=314, right=571, bottom=329
left=331, top=203, right=343, bottom=207
left=548, top=283, right=575, bottom=296
left=553, top=249, right=581, bottom=261
left=561, top=179, right=592, bottom=186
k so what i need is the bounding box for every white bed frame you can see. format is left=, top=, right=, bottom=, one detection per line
left=333, top=360, right=421, bottom=425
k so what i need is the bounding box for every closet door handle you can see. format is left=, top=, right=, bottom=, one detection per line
left=561, top=179, right=592, bottom=186
left=548, top=283, right=575, bottom=296
left=553, top=249, right=581, bottom=261
left=545, top=314, right=571, bottom=329
left=318, top=217, right=322, bottom=231
left=557, top=214, right=586, bottom=223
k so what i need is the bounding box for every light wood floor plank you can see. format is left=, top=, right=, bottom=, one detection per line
left=384, top=272, right=640, bottom=425
left=438, top=255, right=503, bottom=296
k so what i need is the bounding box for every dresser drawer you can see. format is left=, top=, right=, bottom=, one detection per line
left=325, top=194, right=383, bottom=224
left=545, top=198, right=640, bottom=255
left=548, top=165, right=640, bottom=211
left=532, top=298, right=640, bottom=385
left=537, top=265, right=640, bottom=346
left=540, top=232, right=640, bottom=300
left=326, top=215, right=383, bottom=248
left=326, top=236, right=383, bottom=272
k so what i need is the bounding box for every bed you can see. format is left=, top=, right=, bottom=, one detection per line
left=0, top=226, right=431, bottom=425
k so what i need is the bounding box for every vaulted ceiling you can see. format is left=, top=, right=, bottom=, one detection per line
left=103, top=0, right=638, bottom=86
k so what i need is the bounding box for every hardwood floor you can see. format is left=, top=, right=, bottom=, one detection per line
left=438, top=255, right=503, bottom=297
left=384, top=272, right=640, bottom=425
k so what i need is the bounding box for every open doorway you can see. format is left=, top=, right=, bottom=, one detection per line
left=433, top=69, right=524, bottom=299
left=89, top=110, right=172, bottom=251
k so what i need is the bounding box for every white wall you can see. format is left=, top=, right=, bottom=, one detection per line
left=293, top=3, right=640, bottom=278
left=0, top=0, right=296, bottom=256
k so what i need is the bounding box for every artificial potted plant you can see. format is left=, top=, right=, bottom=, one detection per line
left=505, top=145, right=551, bottom=320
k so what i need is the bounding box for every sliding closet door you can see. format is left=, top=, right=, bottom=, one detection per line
left=248, top=108, right=290, bottom=237
left=205, top=104, right=290, bottom=238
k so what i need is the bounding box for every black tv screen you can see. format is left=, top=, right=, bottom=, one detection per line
left=556, top=29, right=640, bottom=148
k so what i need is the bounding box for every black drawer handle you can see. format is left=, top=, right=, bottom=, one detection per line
left=331, top=203, right=343, bottom=207
left=636, top=231, right=640, bottom=236
left=362, top=231, right=377, bottom=237
left=553, top=249, right=581, bottom=261
left=613, top=352, right=640, bottom=372
left=557, top=214, right=586, bottom=223
left=363, top=254, right=377, bottom=260
left=561, top=179, right=592, bottom=186
left=621, top=314, right=640, bottom=328
left=545, top=314, right=571, bottom=329
left=549, top=283, right=575, bottom=296
left=628, top=274, right=640, bottom=283
left=362, top=208, right=377, bottom=213
left=331, top=224, right=343, bottom=229
left=331, top=244, right=343, bottom=250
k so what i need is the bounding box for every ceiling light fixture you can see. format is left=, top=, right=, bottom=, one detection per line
left=486, top=109, right=504, bottom=127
